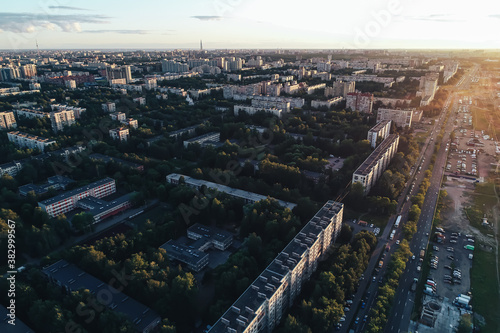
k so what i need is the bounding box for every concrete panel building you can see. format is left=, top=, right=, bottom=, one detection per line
left=209, top=201, right=344, bottom=333
left=352, top=134, right=400, bottom=195
left=7, top=131, right=56, bottom=152
left=376, top=108, right=413, bottom=128
left=367, top=120, right=391, bottom=148
left=0, top=111, right=17, bottom=129
left=346, top=92, right=374, bottom=114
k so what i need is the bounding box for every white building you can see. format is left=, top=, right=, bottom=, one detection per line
left=352, top=134, right=400, bottom=195
left=376, top=108, right=413, bottom=128
left=7, top=131, right=56, bottom=152
left=367, top=120, right=391, bottom=148
left=346, top=92, right=373, bottom=114
left=102, top=102, right=116, bottom=113
left=110, top=112, right=126, bottom=122
left=109, top=127, right=130, bottom=142
left=234, top=105, right=282, bottom=118
left=0, top=111, right=17, bottom=129
left=50, top=109, right=76, bottom=133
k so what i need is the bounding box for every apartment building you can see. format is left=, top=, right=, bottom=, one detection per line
left=352, top=134, right=400, bottom=195
left=102, top=102, right=116, bottom=112
left=14, top=108, right=48, bottom=119
left=0, top=111, right=17, bottom=129
left=50, top=109, right=75, bottom=132
left=234, top=105, right=282, bottom=118
left=166, top=173, right=296, bottom=211
left=109, top=127, right=130, bottom=142
left=367, top=120, right=391, bottom=148
left=376, top=108, right=413, bottom=128
left=38, top=177, right=116, bottom=218
left=110, top=112, right=126, bottom=122
left=209, top=201, right=344, bottom=333
left=325, top=81, right=355, bottom=98
left=311, top=97, right=343, bottom=109
left=346, top=92, right=374, bottom=114
left=0, top=161, right=23, bottom=177
left=7, top=131, right=56, bottom=152
left=50, top=104, right=86, bottom=119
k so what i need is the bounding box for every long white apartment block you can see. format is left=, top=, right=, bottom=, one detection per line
left=208, top=201, right=344, bottom=333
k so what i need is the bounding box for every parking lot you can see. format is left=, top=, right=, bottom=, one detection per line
left=427, top=229, right=473, bottom=300
left=413, top=228, right=475, bottom=331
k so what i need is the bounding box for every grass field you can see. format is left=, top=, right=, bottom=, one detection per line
left=464, top=183, right=498, bottom=231
left=471, top=248, right=500, bottom=333
left=471, top=106, right=500, bottom=139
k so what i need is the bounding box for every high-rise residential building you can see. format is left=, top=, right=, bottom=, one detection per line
left=50, top=104, right=86, bottom=119
left=161, top=60, right=189, bottom=73
left=110, top=112, right=127, bottom=122
left=109, top=127, right=129, bottom=142
left=346, top=92, right=374, bottom=113
left=101, top=102, right=116, bottom=112
left=65, top=80, right=76, bottom=89
left=144, top=78, right=157, bottom=90
left=376, top=108, right=413, bottom=128
left=50, top=110, right=75, bottom=133
left=352, top=134, right=400, bottom=195
left=367, top=120, right=391, bottom=148
left=325, top=81, right=355, bottom=98
left=208, top=201, right=344, bottom=333
left=105, top=65, right=132, bottom=83
left=419, top=73, right=439, bottom=106
left=20, top=64, right=37, bottom=78
left=7, top=131, right=56, bottom=152
left=224, top=57, right=243, bottom=72
left=0, top=66, right=20, bottom=81
left=0, top=111, right=17, bottom=129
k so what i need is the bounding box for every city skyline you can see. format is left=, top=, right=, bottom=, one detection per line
left=1, top=0, right=500, bottom=50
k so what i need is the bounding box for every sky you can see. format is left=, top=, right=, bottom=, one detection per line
left=1, top=0, right=500, bottom=50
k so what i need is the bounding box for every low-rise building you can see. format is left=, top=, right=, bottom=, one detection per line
left=0, top=160, right=23, bottom=177
left=187, top=223, right=233, bottom=251
left=166, top=173, right=296, bottom=210
left=183, top=132, right=220, bottom=148
left=102, top=102, right=116, bottom=112
left=110, top=112, right=126, bottom=122
left=43, top=260, right=161, bottom=333
left=7, top=131, right=56, bottom=152
left=234, top=105, right=282, bottom=118
left=160, top=239, right=209, bottom=272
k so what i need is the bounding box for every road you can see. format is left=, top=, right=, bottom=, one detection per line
left=383, top=65, right=479, bottom=333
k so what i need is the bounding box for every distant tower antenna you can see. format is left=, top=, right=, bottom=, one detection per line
left=36, top=39, right=40, bottom=56
left=200, top=39, right=203, bottom=51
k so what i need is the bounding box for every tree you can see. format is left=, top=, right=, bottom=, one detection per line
left=72, top=212, right=95, bottom=233
left=457, top=314, right=472, bottom=333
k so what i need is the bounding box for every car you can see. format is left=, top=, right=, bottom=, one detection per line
left=467, top=239, right=475, bottom=243
left=447, top=255, right=455, bottom=260
left=335, top=324, right=341, bottom=331
left=426, top=232, right=429, bottom=236
left=344, top=307, right=350, bottom=312
left=361, top=302, right=366, bottom=309
left=346, top=300, right=353, bottom=305
left=444, top=279, right=452, bottom=284
left=396, top=240, right=400, bottom=245
left=355, top=317, right=360, bottom=325
left=417, top=265, right=421, bottom=272
left=433, top=246, right=439, bottom=251
left=412, top=255, right=416, bottom=260
left=363, top=315, right=368, bottom=322
left=444, top=275, right=452, bottom=279
left=451, top=232, right=458, bottom=236
left=450, top=239, right=457, bottom=243
left=431, top=265, right=438, bottom=269
left=340, top=316, right=346, bottom=322
left=373, top=276, right=376, bottom=282
left=370, top=224, right=374, bottom=228
left=465, top=234, right=473, bottom=238
left=444, top=265, right=452, bottom=270
left=453, top=279, right=462, bottom=284
left=447, top=247, right=454, bottom=252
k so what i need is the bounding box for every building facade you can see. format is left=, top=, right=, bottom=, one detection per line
left=50, top=109, right=75, bottom=132
left=7, top=131, right=56, bottom=152
left=209, top=201, right=344, bottom=333
left=376, top=108, right=413, bottom=128
left=346, top=92, right=374, bottom=113
left=367, top=120, right=391, bottom=148
left=352, top=134, right=400, bottom=195
left=109, top=127, right=130, bottom=142
left=38, top=178, right=116, bottom=218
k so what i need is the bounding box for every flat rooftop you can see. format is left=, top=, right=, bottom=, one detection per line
left=369, top=119, right=391, bottom=133
left=0, top=304, right=34, bottom=333
left=184, top=131, right=220, bottom=143
left=167, top=173, right=296, bottom=210
left=159, top=239, right=208, bottom=266
left=188, top=223, right=233, bottom=244
left=42, top=260, right=160, bottom=332
left=39, top=177, right=115, bottom=206
left=354, top=134, right=399, bottom=176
